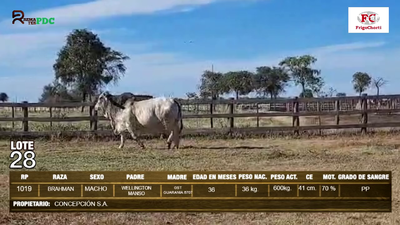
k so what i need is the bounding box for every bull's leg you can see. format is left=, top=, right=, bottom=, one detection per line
left=109, top=119, right=116, bottom=131
left=174, top=130, right=181, bottom=149
left=119, top=133, right=125, bottom=149
left=163, top=120, right=176, bottom=149
left=166, top=131, right=174, bottom=149
left=126, top=127, right=145, bottom=149
left=173, top=127, right=181, bottom=149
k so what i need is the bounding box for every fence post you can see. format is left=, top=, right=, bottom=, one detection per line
left=292, top=97, right=299, bottom=135
left=89, top=105, right=93, bottom=129
left=388, top=98, right=393, bottom=114
left=229, top=98, right=235, bottom=129
left=209, top=102, right=214, bottom=128
left=317, top=101, right=321, bottom=135
left=49, top=107, right=53, bottom=128
left=392, top=98, right=396, bottom=110
left=89, top=105, right=98, bottom=131
left=22, top=101, right=29, bottom=132
left=11, top=107, right=15, bottom=129
left=93, top=110, right=98, bottom=131
left=256, top=103, right=259, bottom=127
left=335, top=100, right=340, bottom=125
left=361, top=94, right=368, bottom=134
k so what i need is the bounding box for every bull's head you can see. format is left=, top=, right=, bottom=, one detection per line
left=95, top=91, right=126, bottom=113
left=94, top=91, right=112, bottom=112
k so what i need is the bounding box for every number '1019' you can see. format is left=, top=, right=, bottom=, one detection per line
left=10, top=151, right=36, bottom=169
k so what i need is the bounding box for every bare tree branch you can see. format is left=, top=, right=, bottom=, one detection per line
left=372, top=77, right=387, bottom=96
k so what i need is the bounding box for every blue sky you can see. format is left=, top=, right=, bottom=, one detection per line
left=0, top=0, right=398, bottom=102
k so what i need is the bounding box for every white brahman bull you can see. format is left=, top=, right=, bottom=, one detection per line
left=94, top=92, right=183, bottom=149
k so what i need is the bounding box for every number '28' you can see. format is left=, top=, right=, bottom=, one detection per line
left=10, top=151, right=36, bottom=169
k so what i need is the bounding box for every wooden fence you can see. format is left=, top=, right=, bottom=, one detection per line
left=1, top=94, right=400, bottom=138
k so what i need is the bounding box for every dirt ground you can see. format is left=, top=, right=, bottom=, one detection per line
left=0, top=134, right=399, bottom=225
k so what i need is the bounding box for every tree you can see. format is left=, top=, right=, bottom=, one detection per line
left=39, top=81, right=59, bottom=103
left=186, top=92, right=198, bottom=99
left=253, top=67, right=271, bottom=97
left=299, top=89, right=313, bottom=98
left=38, top=80, right=77, bottom=103
left=0, top=92, right=8, bottom=102
left=336, top=92, right=346, bottom=97
left=198, top=70, right=227, bottom=99
left=279, top=55, right=323, bottom=96
left=253, top=66, right=289, bottom=98
left=327, top=87, right=337, bottom=97
left=53, top=29, right=129, bottom=111
left=352, top=72, right=371, bottom=96
left=318, top=87, right=337, bottom=97
left=224, top=70, right=254, bottom=99
left=372, top=77, right=387, bottom=96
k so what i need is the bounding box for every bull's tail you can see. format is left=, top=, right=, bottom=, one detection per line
left=173, top=99, right=183, bottom=133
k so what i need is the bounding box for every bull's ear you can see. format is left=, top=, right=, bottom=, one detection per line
left=103, top=91, right=112, bottom=98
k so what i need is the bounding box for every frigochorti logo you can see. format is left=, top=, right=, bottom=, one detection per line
left=358, top=11, right=380, bottom=24
left=348, top=7, right=388, bottom=33
left=356, top=11, right=381, bottom=31
left=12, top=10, right=55, bottom=25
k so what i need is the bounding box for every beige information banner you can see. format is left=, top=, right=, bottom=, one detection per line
left=9, top=171, right=392, bottom=212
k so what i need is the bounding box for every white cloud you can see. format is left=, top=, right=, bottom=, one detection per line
left=125, top=42, right=390, bottom=77
left=0, top=31, right=65, bottom=60
left=2, top=0, right=228, bottom=28
left=0, top=28, right=148, bottom=68
left=312, top=41, right=386, bottom=54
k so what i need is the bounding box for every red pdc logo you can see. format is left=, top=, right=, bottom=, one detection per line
left=356, top=11, right=382, bottom=30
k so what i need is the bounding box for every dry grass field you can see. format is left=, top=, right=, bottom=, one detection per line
left=0, top=133, right=399, bottom=225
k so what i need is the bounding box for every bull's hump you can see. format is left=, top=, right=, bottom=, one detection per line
left=152, top=97, right=174, bottom=104
left=155, top=96, right=169, bottom=101
left=133, top=97, right=174, bottom=109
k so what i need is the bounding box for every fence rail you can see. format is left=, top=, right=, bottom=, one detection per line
left=0, top=94, right=399, bottom=138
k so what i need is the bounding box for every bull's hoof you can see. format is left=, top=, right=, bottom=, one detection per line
left=167, top=142, right=172, bottom=149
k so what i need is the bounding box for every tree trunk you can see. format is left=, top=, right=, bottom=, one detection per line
left=212, top=94, right=217, bottom=111
left=301, top=83, right=306, bottom=96
left=271, top=93, right=277, bottom=110
left=235, top=92, right=239, bottom=100
left=81, top=92, right=87, bottom=112
left=377, top=88, right=380, bottom=96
